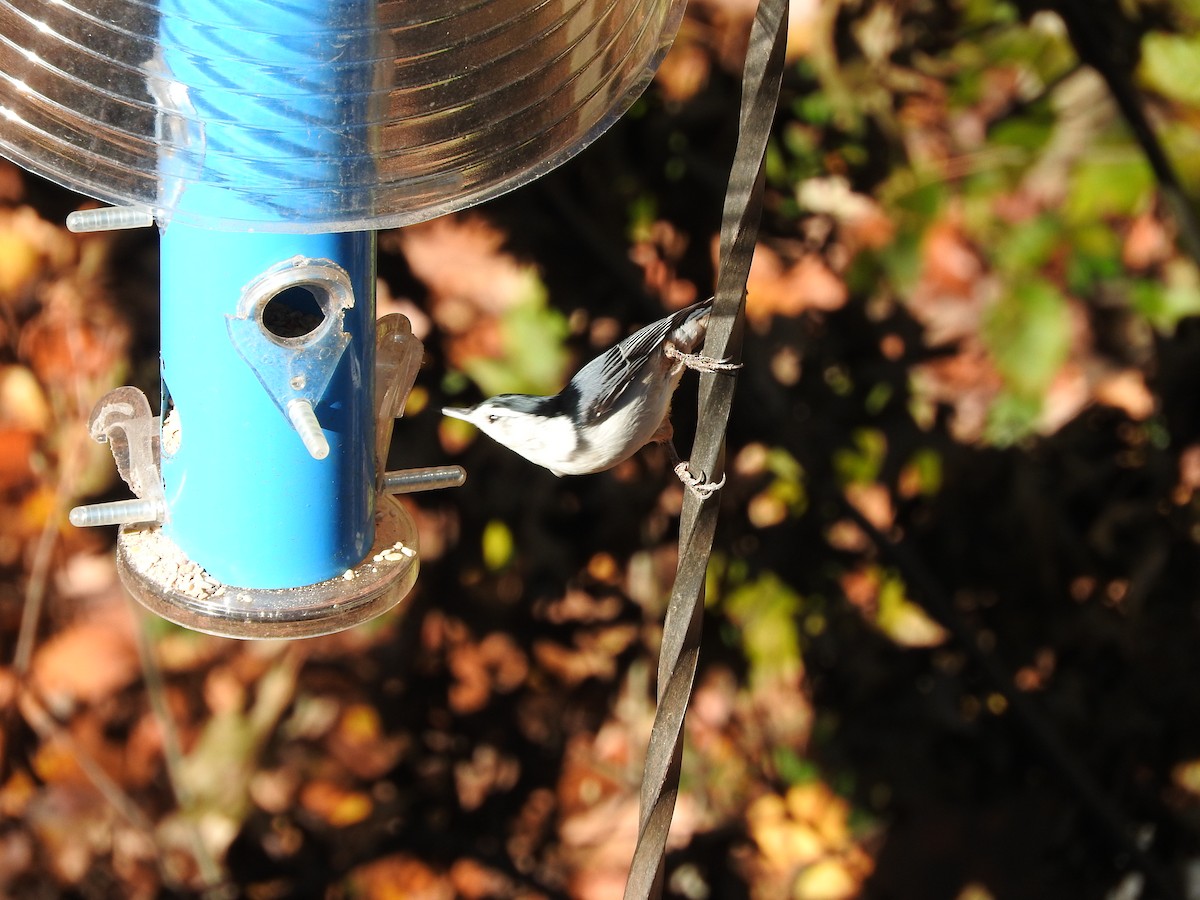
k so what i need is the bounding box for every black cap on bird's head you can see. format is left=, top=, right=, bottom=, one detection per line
left=443, top=393, right=554, bottom=424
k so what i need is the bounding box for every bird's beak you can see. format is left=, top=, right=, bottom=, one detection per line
left=441, top=406, right=474, bottom=423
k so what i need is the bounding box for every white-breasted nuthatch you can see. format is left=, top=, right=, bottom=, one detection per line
left=442, top=297, right=739, bottom=498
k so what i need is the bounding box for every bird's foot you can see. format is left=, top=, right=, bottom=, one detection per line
left=665, top=344, right=742, bottom=373
left=673, top=461, right=726, bottom=500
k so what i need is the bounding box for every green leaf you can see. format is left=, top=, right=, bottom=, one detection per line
left=984, top=278, right=1071, bottom=398
left=993, top=213, right=1061, bottom=275
left=875, top=572, right=947, bottom=648
left=903, top=447, right=943, bottom=496
left=462, top=274, right=569, bottom=398
left=1140, top=31, right=1200, bottom=106
left=773, top=747, right=820, bottom=786
left=833, top=428, right=887, bottom=486
left=989, top=112, right=1055, bottom=155
left=985, top=391, right=1044, bottom=446
left=722, top=572, right=804, bottom=686
left=764, top=447, right=808, bottom=516
left=1130, top=261, right=1200, bottom=332
left=1065, top=221, right=1122, bottom=294
left=482, top=519, right=515, bottom=571
left=1065, top=152, right=1154, bottom=223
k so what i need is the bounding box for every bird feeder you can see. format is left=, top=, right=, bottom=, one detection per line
left=0, top=0, right=685, bottom=638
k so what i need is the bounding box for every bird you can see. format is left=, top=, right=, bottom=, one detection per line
left=442, top=297, right=739, bottom=498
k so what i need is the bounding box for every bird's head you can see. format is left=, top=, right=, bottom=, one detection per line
left=442, top=394, right=563, bottom=459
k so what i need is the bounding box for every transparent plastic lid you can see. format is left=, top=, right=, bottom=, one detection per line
left=0, top=0, right=685, bottom=232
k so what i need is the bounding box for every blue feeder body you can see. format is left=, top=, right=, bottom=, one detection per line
left=156, top=0, right=377, bottom=588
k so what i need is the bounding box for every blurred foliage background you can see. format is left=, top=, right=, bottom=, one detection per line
left=5, top=0, right=1200, bottom=897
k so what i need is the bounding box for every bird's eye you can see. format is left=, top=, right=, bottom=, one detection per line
left=486, top=414, right=499, bottom=424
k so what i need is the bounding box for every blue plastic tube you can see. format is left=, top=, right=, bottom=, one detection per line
left=156, top=0, right=377, bottom=588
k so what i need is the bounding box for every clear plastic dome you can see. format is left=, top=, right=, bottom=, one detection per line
left=0, top=0, right=685, bottom=232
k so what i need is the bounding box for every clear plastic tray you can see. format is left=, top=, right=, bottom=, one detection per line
left=0, top=0, right=685, bottom=232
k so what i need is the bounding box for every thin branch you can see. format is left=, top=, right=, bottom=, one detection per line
left=131, top=605, right=231, bottom=897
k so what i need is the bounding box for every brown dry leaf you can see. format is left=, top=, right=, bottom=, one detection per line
left=630, top=220, right=698, bottom=307
left=26, top=782, right=113, bottom=887
left=123, top=711, right=166, bottom=790
left=533, top=624, right=637, bottom=687
left=1123, top=212, right=1172, bottom=271
left=655, top=40, right=712, bottom=103
left=748, top=490, right=789, bottom=528
left=1033, top=359, right=1089, bottom=436
left=748, top=793, right=826, bottom=872
left=921, top=220, right=979, bottom=293
left=840, top=566, right=947, bottom=649
left=0, top=365, right=50, bottom=432
left=748, top=783, right=873, bottom=899
left=30, top=613, right=139, bottom=708
left=448, top=630, right=530, bottom=714
left=19, top=293, right=129, bottom=389
left=1178, top=445, right=1200, bottom=502
left=560, top=794, right=643, bottom=900
left=745, top=244, right=848, bottom=325
left=0, top=770, right=37, bottom=819
left=0, top=429, right=36, bottom=491
left=344, top=854, right=454, bottom=900
left=0, top=829, right=34, bottom=890
left=557, top=734, right=625, bottom=822
left=797, top=177, right=895, bottom=252
left=786, top=0, right=823, bottom=60
left=843, top=483, right=893, bottom=532
left=897, top=87, right=953, bottom=168
left=448, top=859, right=518, bottom=900
left=387, top=214, right=548, bottom=377
left=1093, top=369, right=1155, bottom=421
left=327, top=702, right=406, bottom=780
left=153, top=630, right=224, bottom=673
left=839, top=568, right=878, bottom=615
left=538, top=589, right=624, bottom=624
left=0, top=209, right=55, bottom=301
left=448, top=858, right=518, bottom=900
left=906, top=219, right=988, bottom=345
left=388, top=215, right=535, bottom=323
left=0, top=161, right=24, bottom=203
left=248, top=768, right=300, bottom=816
left=454, top=744, right=520, bottom=811
left=910, top=345, right=1004, bottom=442
left=786, top=783, right=851, bottom=846
left=203, top=664, right=246, bottom=717
left=791, top=857, right=863, bottom=900
left=31, top=731, right=92, bottom=787
left=561, top=788, right=698, bottom=900
left=299, top=779, right=373, bottom=828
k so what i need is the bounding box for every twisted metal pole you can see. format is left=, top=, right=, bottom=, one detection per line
left=623, top=2, right=788, bottom=896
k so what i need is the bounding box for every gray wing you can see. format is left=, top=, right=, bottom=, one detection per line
left=578, top=298, right=712, bottom=424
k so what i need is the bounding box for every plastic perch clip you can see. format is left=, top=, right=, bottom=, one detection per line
left=65, top=206, right=155, bottom=233
left=287, top=398, right=330, bottom=460
left=69, top=498, right=163, bottom=527
left=69, top=386, right=167, bottom=527
left=373, top=313, right=467, bottom=496
left=381, top=466, right=466, bottom=494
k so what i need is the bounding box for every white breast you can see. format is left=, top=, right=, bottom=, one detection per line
left=530, top=382, right=676, bottom=476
